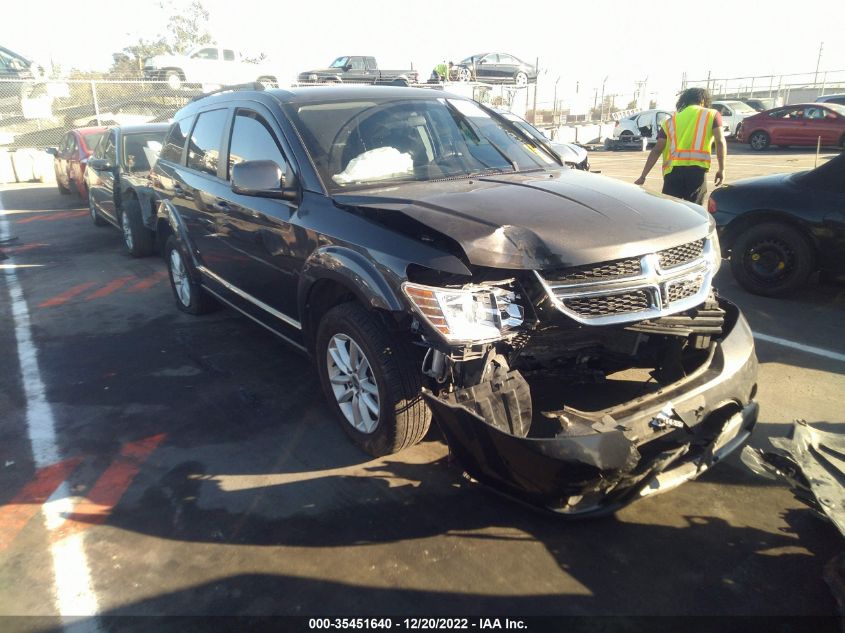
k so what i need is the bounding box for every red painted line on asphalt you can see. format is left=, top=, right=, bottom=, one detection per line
left=0, top=458, right=83, bottom=551
left=126, top=270, right=168, bottom=292
left=61, top=434, right=166, bottom=535
left=16, top=211, right=87, bottom=224
left=38, top=282, right=98, bottom=308
left=84, top=276, right=135, bottom=301
left=2, top=243, right=49, bottom=254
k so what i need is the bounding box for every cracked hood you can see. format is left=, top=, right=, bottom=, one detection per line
left=334, top=170, right=711, bottom=270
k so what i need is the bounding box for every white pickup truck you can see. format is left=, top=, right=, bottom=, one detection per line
left=143, top=46, right=281, bottom=89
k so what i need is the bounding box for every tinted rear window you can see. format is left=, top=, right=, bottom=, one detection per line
left=160, top=116, right=194, bottom=164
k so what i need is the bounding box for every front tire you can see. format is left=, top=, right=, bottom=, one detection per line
left=729, top=222, right=814, bottom=296
left=749, top=131, right=770, bottom=151
left=165, top=70, right=183, bottom=90
left=458, top=67, right=472, bottom=82
left=120, top=197, right=154, bottom=257
left=515, top=71, right=529, bottom=86
left=164, top=235, right=216, bottom=314
left=316, top=302, right=431, bottom=457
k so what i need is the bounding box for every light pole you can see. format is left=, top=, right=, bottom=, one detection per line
left=599, top=75, right=608, bottom=122
left=815, top=41, right=824, bottom=85
left=553, top=76, right=560, bottom=120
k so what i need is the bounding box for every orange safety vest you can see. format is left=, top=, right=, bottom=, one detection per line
left=661, top=105, right=716, bottom=175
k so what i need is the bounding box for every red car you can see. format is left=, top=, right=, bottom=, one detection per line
left=47, top=127, right=107, bottom=199
left=738, top=103, right=845, bottom=151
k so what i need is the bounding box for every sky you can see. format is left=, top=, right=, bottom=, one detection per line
left=3, top=0, right=844, bottom=110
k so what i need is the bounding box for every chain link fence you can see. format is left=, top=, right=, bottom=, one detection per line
left=0, top=79, right=204, bottom=149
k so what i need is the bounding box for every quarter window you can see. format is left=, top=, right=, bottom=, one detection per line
left=187, top=109, right=229, bottom=177
left=223, top=50, right=235, bottom=62
left=227, top=111, right=288, bottom=180
left=160, top=116, right=194, bottom=164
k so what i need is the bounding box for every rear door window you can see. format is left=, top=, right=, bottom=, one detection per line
left=186, top=108, right=229, bottom=177
left=160, top=116, right=194, bottom=164
left=223, top=50, right=235, bottom=62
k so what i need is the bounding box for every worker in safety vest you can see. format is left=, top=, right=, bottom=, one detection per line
left=635, top=88, right=726, bottom=205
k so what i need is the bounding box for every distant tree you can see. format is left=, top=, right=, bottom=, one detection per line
left=108, top=0, right=215, bottom=78
left=165, top=0, right=214, bottom=54
left=242, top=52, right=268, bottom=65
left=626, top=99, right=638, bottom=110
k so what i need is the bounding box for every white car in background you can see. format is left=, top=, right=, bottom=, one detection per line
left=712, top=100, right=757, bottom=137
left=143, top=46, right=282, bottom=89
left=611, top=109, right=672, bottom=146
left=498, top=111, right=590, bottom=170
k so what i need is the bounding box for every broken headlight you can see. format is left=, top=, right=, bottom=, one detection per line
left=403, top=282, right=524, bottom=344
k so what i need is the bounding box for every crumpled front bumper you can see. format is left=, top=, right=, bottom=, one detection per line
left=423, top=298, right=759, bottom=516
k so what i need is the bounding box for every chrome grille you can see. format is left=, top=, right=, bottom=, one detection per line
left=535, top=235, right=716, bottom=326
left=564, top=291, right=650, bottom=317
left=547, top=257, right=642, bottom=284
left=658, top=239, right=705, bottom=269
left=665, top=276, right=704, bottom=303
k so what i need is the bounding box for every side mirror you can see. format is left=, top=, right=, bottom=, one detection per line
left=344, top=64, right=353, bottom=72
left=88, top=158, right=112, bottom=171
left=231, top=160, right=297, bottom=201
left=45, top=147, right=58, bottom=156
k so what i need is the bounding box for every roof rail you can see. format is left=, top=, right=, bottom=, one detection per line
left=190, top=82, right=265, bottom=102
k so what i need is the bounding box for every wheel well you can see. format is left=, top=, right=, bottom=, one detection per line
left=257, top=75, right=277, bottom=82
left=302, top=279, right=360, bottom=350
left=155, top=217, right=173, bottom=255
left=163, top=67, right=185, bottom=80
left=721, top=212, right=818, bottom=255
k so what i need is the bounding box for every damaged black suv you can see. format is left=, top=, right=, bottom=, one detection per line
left=150, top=85, right=759, bottom=516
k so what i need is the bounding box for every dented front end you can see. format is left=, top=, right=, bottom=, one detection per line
left=404, top=236, right=759, bottom=516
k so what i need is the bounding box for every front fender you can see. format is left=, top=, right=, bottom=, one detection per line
left=299, top=245, right=405, bottom=315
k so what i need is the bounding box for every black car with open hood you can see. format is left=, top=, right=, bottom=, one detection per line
left=150, top=85, right=759, bottom=515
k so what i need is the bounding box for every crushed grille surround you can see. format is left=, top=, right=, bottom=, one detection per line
left=535, top=236, right=718, bottom=325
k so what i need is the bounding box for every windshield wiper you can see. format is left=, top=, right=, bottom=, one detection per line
left=443, top=100, right=518, bottom=173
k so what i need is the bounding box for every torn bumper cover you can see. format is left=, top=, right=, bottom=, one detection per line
left=424, top=302, right=759, bottom=516
left=742, top=421, right=845, bottom=537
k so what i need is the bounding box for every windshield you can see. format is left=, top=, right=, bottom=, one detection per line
left=80, top=132, right=105, bottom=153
left=122, top=132, right=166, bottom=172
left=285, top=97, right=559, bottom=192
left=727, top=102, right=756, bottom=114
left=329, top=57, right=349, bottom=68
left=794, top=151, right=845, bottom=194
left=827, top=103, right=845, bottom=116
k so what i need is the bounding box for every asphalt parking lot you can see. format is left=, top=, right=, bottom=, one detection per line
left=1, top=144, right=844, bottom=628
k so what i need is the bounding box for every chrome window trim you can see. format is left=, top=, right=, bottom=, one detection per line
left=197, top=265, right=302, bottom=330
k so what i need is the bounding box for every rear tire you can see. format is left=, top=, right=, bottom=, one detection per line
left=89, top=195, right=107, bottom=226
left=729, top=222, right=814, bottom=296
left=164, top=235, right=216, bottom=314
left=120, top=197, right=154, bottom=257
left=316, top=302, right=431, bottom=457
left=749, top=131, right=770, bottom=151
left=57, top=173, right=71, bottom=195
